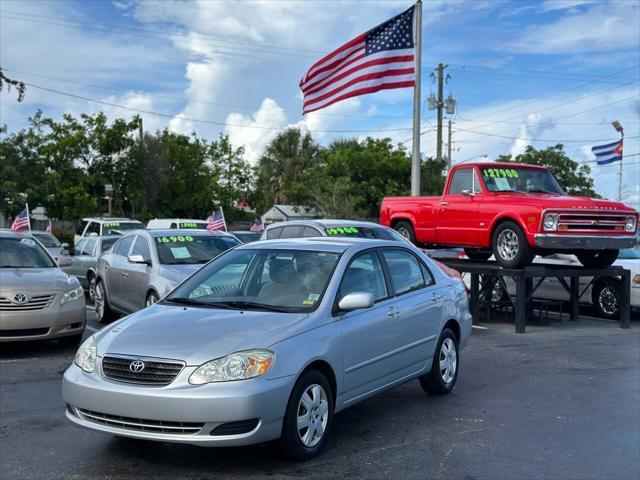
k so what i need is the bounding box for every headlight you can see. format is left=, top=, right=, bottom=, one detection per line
left=625, top=216, right=637, bottom=232
left=74, top=335, right=97, bottom=373
left=543, top=213, right=559, bottom=231
left=61, top=286, right=84, bottom=305
left=189, top=350, right=275, bottom=384
left=633, top=274, right=640, bottom=286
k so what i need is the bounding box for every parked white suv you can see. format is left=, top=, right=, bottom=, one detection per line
left=74, top=218, right=144, bottom=245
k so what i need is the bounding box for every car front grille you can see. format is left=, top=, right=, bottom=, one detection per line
left=557, top=213, right=629, bottom=233
left=102, top=355, right=185, bottom=386
left=0, top=294, right=55, bottom=311
left=0, top=327, right=50, bottom=338
left=73, top=407, right=203, bottom=435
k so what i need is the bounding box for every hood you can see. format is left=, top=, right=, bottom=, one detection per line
left=498, top=193, right=637, bottom=213
left=96, top=303, right=308, bottom=365
left=157, top=264, right=202, bottom=284
left=0, top=267, right=78, bottom=294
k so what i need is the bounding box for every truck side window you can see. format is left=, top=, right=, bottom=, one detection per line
left=448, top=169, right=473, bottom=195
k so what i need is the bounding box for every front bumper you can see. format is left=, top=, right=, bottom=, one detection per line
left=0, top=296, right=86, bottom=342
left=535, top=234, right=638, bottom=250
left=62, top=363, right=295, bottom=446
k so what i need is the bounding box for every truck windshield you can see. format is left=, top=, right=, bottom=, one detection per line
left=480, top=167, right=564, bottom=195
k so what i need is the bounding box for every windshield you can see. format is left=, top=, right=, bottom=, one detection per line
left=0, top=238, right=56, bottom=268
left=324, top=226, right=410, bottom=244
left=103, top=221, right=144, bottom=235
left=154, top=234, right=240, bottom=265
left=233, top=232, right=262, bottom=243
left=618, top=248, right=640, bottom=260
left=32, top=233, right=61, bottom=248
left=101, top=238, right=118, bottom=253
left=480, top=167, right=564, bottom=194
left=166, top=249, right=341, bottom=312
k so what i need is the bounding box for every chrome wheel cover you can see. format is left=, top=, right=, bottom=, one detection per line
left=94, top=283, right=105, bottom=321
left=497, top=229, right=519, bottom=261
left=598, top=286, right=619, bottom=315
left=88, top=277, right=96, bottom=302
left=439, top=338, right=457, bottom=384
left=297, top=384, right=329, bottom=447
left=146, top=294, right=158, bottom=307
left=397, top=227, right=411, bottom=240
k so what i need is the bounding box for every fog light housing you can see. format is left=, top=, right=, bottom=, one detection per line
left=543, top=213, right=559, bottom=231
left=625, top=216, right=637, bottom=232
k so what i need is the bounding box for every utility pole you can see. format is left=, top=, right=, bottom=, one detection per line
left=410, top=0, right=423, bottom=196
left=447, top=119, right=453, bottom=170
left=435, top=63, right=447, bottom=164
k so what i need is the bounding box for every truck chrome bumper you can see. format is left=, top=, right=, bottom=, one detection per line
left=535, top=234, right=638, bottom=250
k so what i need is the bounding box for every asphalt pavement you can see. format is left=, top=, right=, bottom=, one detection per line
left=1, top=304, right=639, bottom=480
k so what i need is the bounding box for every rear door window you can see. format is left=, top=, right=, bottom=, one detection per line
left=266, top=227, right=284, bottom=239
left=280, top=226, right=303, bottom=238
left=82, top=239, right=96, bottom=256
left=302, top=227, right=322, bottom=237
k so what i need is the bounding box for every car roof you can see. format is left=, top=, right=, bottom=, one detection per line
left=236, top=237, right=405, bottom=253
left=144, top=229, right=236, bottom=238
left=148, top=218, right=207, bottom=222
left=454, top=162, right=546, bottom=170
left=81, top=217, right=142, bottom=222
left=0, top=229, right=35, bottom=239
left=265, top=219, right=383, bottom=229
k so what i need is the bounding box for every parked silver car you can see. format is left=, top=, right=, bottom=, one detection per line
left=261, top=219, right=410, bottom=242
left=63, top=237, right=471, bottom=460
left=31, top=230, right=71, bottom=264
left=94, top=229, right=241, bottom=322
left=63, top=236, right=120, bottom=299
left=0, top=230, right=86, bottom=344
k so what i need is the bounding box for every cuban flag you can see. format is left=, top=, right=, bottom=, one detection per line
left=591, top=139, right=623, bottom=166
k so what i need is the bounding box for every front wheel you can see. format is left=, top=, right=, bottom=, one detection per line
left=393, top=221, right=416, bottom=244
left=592, top=279, right=622, bottom=319
left=282, top=370, right=333, bottom=461
left=419, top=328, right=459, bottom=395
left=576, top=250, right=618, bottom=268
left=492, top=221, right=534, bottom=268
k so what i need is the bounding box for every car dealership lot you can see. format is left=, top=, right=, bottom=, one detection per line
left=1, top=306, right=638, bottom=480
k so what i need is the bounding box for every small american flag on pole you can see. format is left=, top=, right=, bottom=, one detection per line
left=11, top=207, right=30, bottom=233
left=300, top=5, right=415, bottom=114
left=207, top=208, right=226, bottom=232
left=249, top=218, right=264, bottom=233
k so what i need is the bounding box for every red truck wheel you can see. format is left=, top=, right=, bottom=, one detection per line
left=393, top=221, right=416, bottom=244
left=492, top=221, right=534, bottom=268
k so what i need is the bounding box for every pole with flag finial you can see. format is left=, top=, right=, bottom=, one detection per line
left=410, top=0, right=422, bottom=196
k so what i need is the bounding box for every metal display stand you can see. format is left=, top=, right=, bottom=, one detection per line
left=438, top=259, right=631, bottom=333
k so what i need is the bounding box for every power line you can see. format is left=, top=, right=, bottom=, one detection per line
left=14, top=80, right=414, bottom=134
left=452, top=128, right=640, bottom=143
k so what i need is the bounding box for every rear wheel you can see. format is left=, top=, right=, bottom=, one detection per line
left=282, top=370, right=333, bottom=461
left=576, top=250, right=618, bottom=268
left=94, top=280, right=117, bottom=324
left=464, top=248, right=492, bottom=261
left=87, top=273, right=96, bottom=302
left=393, top=221, right=416, bottom=244
left=592, top=279, right=622, bottom=319
left=145, top=291, right=159, bottom=307
left=492, top=221, right=534, bottom=268
left=419, top=328, right=459, bottom=395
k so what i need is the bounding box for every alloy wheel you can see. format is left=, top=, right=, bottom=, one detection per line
left=94, top=283, right=104, bottom=321
left=598, top=286, right=619, bottom=315
left=296, top=384, right=329, bottom=447
left=497, top=229, right=519, bottom=261
left=146, top=294, right=158, bottom=307
left=439, top=338, right=457, bottom=384
left=397, top=227, right=411, bottom=240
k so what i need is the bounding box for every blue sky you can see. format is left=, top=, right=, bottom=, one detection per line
left=1, top=0, right=639, bottom=207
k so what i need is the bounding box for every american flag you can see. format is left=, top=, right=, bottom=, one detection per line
left=207, top=209, right=226, bottom=232
left=300, top=6, right=415, bottom=114
left=249, top=218, right=264, bottom=233
left=45, top=220, right=52, bottom=233
left=11, top=207, right=30, bottom=233
left=591, top=139, right=623, bottom=165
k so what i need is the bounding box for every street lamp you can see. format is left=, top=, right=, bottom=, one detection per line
left=611, top=120, right=624, bottom=136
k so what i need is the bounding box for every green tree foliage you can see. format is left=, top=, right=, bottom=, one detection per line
left=497, top=144, right=597, bottom=197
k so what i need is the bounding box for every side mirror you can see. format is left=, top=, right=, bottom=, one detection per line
left=128, top=255, right=150, bottom=265
left=338, top=292, right=374, bottom=311
left=461, top=189, right=475, bottom=197
left=61, top=242, right=69, bottom=249
left=57, top=256, right=72, bottom=267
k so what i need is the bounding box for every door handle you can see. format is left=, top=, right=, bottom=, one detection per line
left=121, top=272, right=128, bottom=278
left=439, top=201, right=449, bottom=206
left=431, top=292, right=442, bottom=301
left=387, top=308, right=400, bottom=318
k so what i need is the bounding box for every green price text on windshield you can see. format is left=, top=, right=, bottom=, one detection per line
left=326, top=227, right=359, bottom=235
left=156, top=236, right=194, bottom=243
left=482, top=168, right=519, bottom=179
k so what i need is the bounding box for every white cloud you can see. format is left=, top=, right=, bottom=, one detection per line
left=509, top=114, right=555, bottom=156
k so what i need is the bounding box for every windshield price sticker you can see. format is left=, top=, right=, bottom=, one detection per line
left=482, top=168, right=519, bottom=179
left=326, top=227, right=359, bottom=235
left=179, top=222, right=199, bottom=229
left=156, top=235, right=194, bottom=243
left=103, top=221, right=121, bottom=227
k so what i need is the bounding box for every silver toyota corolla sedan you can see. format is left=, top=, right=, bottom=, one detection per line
left=0, top=230, right=86, bottom=344
left=94, top=229, right=240, bottom=322
left=63, top=238, right=471, bottom=460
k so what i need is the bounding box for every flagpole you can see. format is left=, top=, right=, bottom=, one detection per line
left=26, top=202, right=31, bottom=232
left=618, top=133, right=624, bottom=201
left=220, top=206, right=227, bottom=232
left=410, top=0, right=422, bottom=197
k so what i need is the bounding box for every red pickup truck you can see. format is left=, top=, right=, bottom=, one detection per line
left=380, top=162, right=638, bottom=268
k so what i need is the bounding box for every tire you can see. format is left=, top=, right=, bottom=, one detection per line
left=480, top=275, right=508, bottom=304
left=464, top=248, right=492, bottom=261
left=419, top=328, right=459, bottom=395
left=94, top=280, right=117, bottom=324
left=576, top=250, right=619, bottom=268
left=58, top=333, right=84, bottom=347
left=282, top=370, right=334, bottom=461
left=592, top=279, right=622, bottom=319
left=87, top=273, right=96, bottom=303
left=145, top=291, right=159, bottom=307
left=492, top=221, right=534, bottom=268
left=393, top=220, right=416, bottom=244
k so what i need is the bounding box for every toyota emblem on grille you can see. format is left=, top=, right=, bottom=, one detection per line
left=12, top=293, right=29, bottom=304
left=129, top=360, right=145, bottom=372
